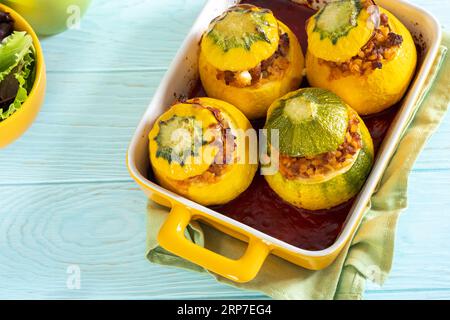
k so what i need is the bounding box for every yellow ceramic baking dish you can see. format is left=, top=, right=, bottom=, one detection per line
left=0, top=3, right=46, bottom=148
left=127, top=0, right=442, bottom=283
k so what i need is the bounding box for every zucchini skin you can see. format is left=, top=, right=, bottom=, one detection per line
left=306, top=8, right=417, bottom=115
left=199, top=21, right=304, bottom=120
left=265, top=88, right=349, bottom=157
left=264, top=111, right=374, bottom=211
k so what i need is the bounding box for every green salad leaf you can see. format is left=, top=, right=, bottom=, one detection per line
left=0, top=31, right=36, bottom=121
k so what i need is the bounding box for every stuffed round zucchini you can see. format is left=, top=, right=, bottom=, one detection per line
left=305, top=0, right=417, bottom=115
left=149, top=97, right=257, bottom=206
left=264, top=88, right=374, bottom=210
left=199, top=4, right=304, bottom=120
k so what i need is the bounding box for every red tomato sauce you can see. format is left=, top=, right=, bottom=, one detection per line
left=188, top=0, right=400, bottom=251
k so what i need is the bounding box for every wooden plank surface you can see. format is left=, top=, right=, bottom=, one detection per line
left=0, top=0, right=449, bottom=299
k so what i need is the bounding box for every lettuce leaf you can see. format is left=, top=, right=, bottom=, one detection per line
left=0, top=31, right=35, bottom=121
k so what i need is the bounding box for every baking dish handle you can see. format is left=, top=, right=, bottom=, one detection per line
left=157, top=204, right=270, bottom=283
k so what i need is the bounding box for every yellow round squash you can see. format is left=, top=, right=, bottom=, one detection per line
left=149, top=97, right=257, bottom=206
left=306, top=4, right=417, bottom=115
left=199, top=5, right=304, bottom=120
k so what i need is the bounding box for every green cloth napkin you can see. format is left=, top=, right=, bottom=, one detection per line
left=146, top=33, right=450, bottom=300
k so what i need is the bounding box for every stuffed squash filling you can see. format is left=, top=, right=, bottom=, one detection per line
left=279, top=114, right=362, bottom=180
left=216, top=31, right=291, bottom=88
left=321, top=12, right=403, bottom=79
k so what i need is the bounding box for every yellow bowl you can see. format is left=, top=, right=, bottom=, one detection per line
left=0, top=3, right=46, bottom=148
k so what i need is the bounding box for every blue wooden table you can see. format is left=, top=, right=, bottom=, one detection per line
left=0, top=0, right=449, bottom=299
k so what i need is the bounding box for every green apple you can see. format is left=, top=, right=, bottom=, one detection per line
left=1, top=0, right=91, bottom=36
